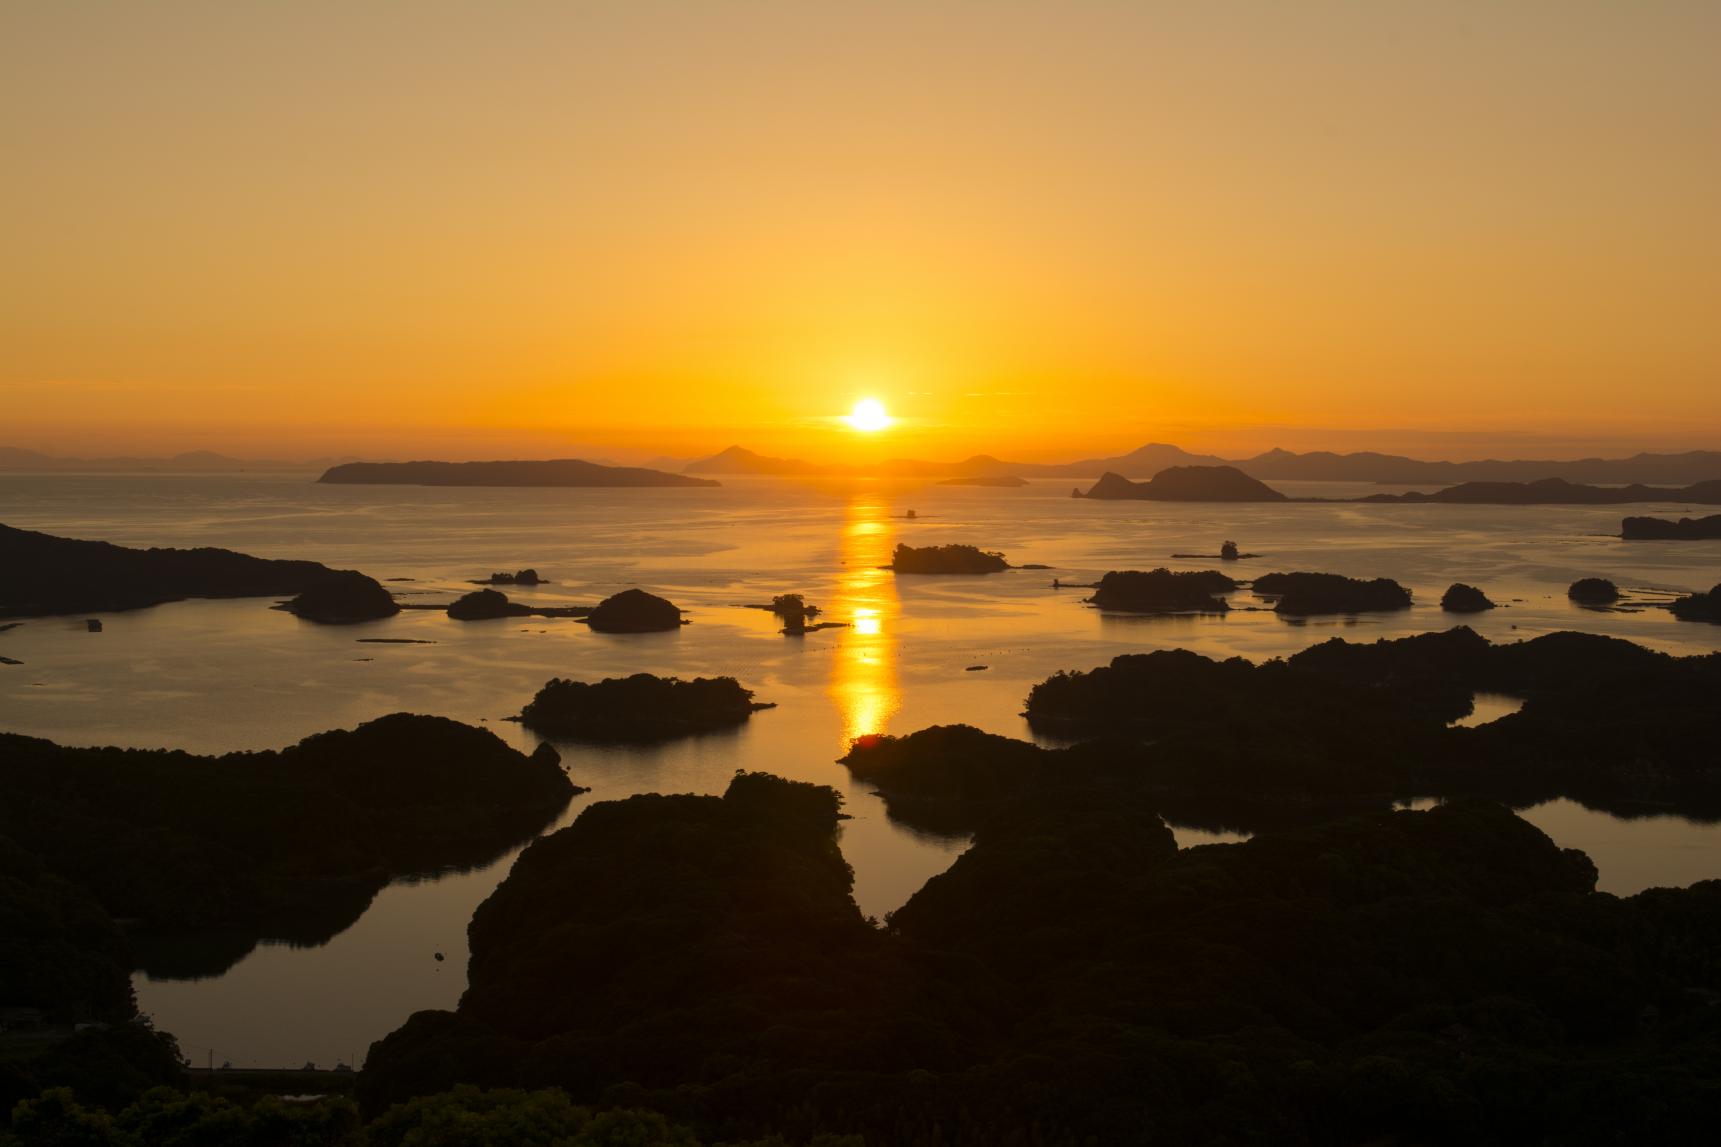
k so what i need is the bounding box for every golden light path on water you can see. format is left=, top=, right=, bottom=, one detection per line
left=829, top=491, right=901, bottom=749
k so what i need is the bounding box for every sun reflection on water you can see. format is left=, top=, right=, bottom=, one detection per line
left=829, top=494, right=900, bottom=749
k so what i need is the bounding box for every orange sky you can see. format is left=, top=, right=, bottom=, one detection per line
left=3, top=1, right=1718, bottom=463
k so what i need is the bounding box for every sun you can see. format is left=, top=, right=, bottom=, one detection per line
left=844, top=398, right=893, bottom=432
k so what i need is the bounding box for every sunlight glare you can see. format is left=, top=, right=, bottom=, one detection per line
left=844, top=398, right=893, bottom=432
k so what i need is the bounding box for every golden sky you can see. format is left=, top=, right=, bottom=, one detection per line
left=3, top=1, right=1718, bottom=462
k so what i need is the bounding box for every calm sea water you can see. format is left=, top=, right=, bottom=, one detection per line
left=3, top=472, right=1719, bottom=1068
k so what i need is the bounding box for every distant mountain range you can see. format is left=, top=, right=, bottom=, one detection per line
left=318, top=459, right=719, bottom=488
left=683, top=443, right=1721, bottom=485
left=0, top=447, right=353, bottom=473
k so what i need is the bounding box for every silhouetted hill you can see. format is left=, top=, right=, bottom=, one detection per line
left=1077, top=465, right=1287, bottom=501
left=683, top=445, right=820, bottom=475
left=0, top=523, right=357, bottom=618
left=318, top=460, right=720, bottom=487
left=1362, top=478, right=1721, bottom=505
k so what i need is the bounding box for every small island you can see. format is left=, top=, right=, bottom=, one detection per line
left=472, top=568, right=546, bottom=585
left=1076, top=465, right=1288, bottom=502
left=446, top=588, right=590, bottom=621
left=1252, top=571, right=1412, bottom=615
left=318, top=459, right=721, bottom=488
left=1171, top=539, right=1260, bottom=561
left=280, top=569, right=402, bottom=623
left=887, top=543, right=1009, bottom=574
left=742, top=592, right=845, bottom=634
left=1087, top=568, right=1235, bottom=613
left=1440, top=582, right=1496, bottom=612
left=583, top=588, right=687, bottom=632
left=1568, top=577, right=1620, bottom=605
left=1621, top=513, right=1721, bottom=540
left=519, top=673, right=773, bottom=740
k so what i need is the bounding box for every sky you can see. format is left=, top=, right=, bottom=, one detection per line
left=3, top=1, right=1718, bottom=463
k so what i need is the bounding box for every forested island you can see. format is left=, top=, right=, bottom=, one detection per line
left=887, top=543, right=1009, bottom=574
left=1086, top=568, right=1235, bottom=613
left=0, top=524, right=359, bottom=618
left=1251, top=571, right=1413, bottom=615
left=519, top=673, right=772, bottom=740
left=317, top=460, right=720, bottom=488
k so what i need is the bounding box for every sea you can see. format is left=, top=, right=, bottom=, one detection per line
left=2, top=472, right=1718, bottom=1069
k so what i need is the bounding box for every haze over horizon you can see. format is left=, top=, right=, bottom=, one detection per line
left=5, top=1, right=1719, bottom=462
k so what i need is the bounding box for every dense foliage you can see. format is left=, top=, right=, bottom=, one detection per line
left=0, top=839, right=133, bottom=1023
left=282, top=571, right=401, bottom=624
left=358, top=763, right=1721, bottom=1144
left=1087, top=568, right=1236, bottom=613
left=1568, top=577, right=1620, bottom=604
left=520, top=674, right=769, bottom=741
left=1669, top=582, right=1721, bottom=622
left=1250, top=571, right=1413, bottom=614
left=887, top=544, right=1008, bottom=574
left=584, top=589, right=685, bottom=633
left=1009, top=627, right=1721, bottom=824
left=3, top=1085, right=866, bottom=1147
left=0, top=716, right=575, bottom=975
left=1439, top=582, right=1495, bottom=611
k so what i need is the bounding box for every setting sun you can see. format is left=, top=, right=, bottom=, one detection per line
left=844, top=398, right=893, bottom=433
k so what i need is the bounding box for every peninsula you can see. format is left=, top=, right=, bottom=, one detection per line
left=0, top=523, right=359, bottom=618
